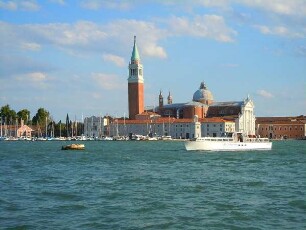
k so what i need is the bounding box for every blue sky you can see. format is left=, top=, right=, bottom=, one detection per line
left=0, top=0, right=305, bottom=121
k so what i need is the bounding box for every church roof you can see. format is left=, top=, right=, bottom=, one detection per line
left=193, top=82, right=213, bottom=102
left=210, top=101, right=244, bottom=107
left=131, top=36, right=140, bottom=61
left=161, top=101, right=208, bottom=110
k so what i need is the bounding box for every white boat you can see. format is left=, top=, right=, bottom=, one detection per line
left=185, top=132, right=272, bottom=151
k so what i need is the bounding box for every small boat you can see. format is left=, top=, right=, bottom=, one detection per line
left=61, top=144, right=85, bottom=150
left=185, top=132, right=272, bottom=151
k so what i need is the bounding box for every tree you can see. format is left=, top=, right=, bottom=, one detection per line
left=0, top=104, right=17, bottom=124
left=17, top=109, right=31, bottom=124
left=32, top=108, right=50, bottom=126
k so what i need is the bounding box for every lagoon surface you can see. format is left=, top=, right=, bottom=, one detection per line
left=1, top=140, right=306, bottom=229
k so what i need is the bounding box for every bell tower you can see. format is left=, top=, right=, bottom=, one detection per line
left=128, top=36, right=144, bottom=119
left=159, top=90, right=164, bottom=108
left=167, top=91, right=173, bottom=104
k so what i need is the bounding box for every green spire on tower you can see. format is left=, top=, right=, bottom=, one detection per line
left=131, top=35, right=140, bottom=62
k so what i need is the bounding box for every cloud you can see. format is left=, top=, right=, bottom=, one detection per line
left=20, top=42, right=41, bottom=51
left=0, top=0, right=17, bottom=10
left=0, top=20, right=167, bottom=58
left=80, top=0, right=131, bottom=10
left=49, top=0, right=65, bottom=5
left=254, top=25, right=305, bottom=38
left=295, top=45, right=306, bottom=57
left=91, top=73, right=125, bottom=90
left=239, top=0, right=306, bottom=18
left=257, top=89, right=274, bottom=98
left=102, top=54, right=125, bottom=67
left=0, top=55, right=55, bottom=78
left=0, top=0, right=40, bottom=11
left=14, top=72, right=50, bottom=89
left=103, top=19, right=167, bottom=58
left=167, top=15, right=237, bottom=42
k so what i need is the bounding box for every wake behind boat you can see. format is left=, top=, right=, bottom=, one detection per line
left=185, top=132, right=272, bottom=151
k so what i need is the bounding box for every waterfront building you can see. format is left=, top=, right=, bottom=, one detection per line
left=109, top=116, right=234, bottom=139
left=201, top=118, right=235, bottom=137
left=125, top=36, right=256, bottom=137
left=207, top=95, right=256, bottom=135
left=17, top=125, right=34, bottom=138
left=83, top=116, right=109, bottom=138
left=256, top=116, right=306, bottom=139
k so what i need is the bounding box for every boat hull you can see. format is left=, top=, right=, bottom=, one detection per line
left=61, top=144, right=85, bottom=150
left=185, top=140, right=272, bottom=151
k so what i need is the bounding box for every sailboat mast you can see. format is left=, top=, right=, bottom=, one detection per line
left=0, top=117, right=2, bottom=137
left=45, top=117, right=47, bottom=138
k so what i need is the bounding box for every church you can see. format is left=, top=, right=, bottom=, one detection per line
left=113, top=36, right=256, bottom=138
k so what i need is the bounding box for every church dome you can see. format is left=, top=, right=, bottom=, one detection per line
left=193, top=82, right=214, bottom=105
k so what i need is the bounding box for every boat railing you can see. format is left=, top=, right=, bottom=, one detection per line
left=245, top=137, right=270, bottom=142
left=194, top=136, right=270, bottom=142
left=196, top=137, right=234, bottom=141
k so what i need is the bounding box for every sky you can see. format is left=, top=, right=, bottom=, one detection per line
left=0, top=0, right=305, bottom=121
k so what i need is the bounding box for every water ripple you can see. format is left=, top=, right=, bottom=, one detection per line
left=0, top=140, right=305, bottom=229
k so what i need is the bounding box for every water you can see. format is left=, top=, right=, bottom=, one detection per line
left=0, top=140, right=305, bottom=229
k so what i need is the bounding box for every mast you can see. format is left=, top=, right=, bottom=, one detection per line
left=91, top=116, right=93, bottom=138
left=15, top=118, right=18, bottom=138
left=45, top=116, right=47, bottom=138
left=99, top=115, right=102, bottom=138
left=81, top=113, right=84, bottom=136
left=116, top=118, right=119, bottom=137
left=168, top=115, right=171, bottom=137
left=124, top=112, right=126, bottom=136
left=0, top=117, right=2, bottom=137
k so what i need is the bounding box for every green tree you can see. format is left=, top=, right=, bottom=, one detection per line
left=32, top=108, right=50, bottom=126
left=0, top=104, right=17, bottom=124
left=17, top=109, right=31, bottom=124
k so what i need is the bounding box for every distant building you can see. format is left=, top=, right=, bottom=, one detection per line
left=256, top=116, right=306, bottom=139
left=1, top=124, right=34, bottom=138
left=207, top=96, right=256, bottom=135
left=109, top=116, right=235, bottom=139
left=17, top=125, right=34, bottom=138
left=123, top=36, right=259, bottom=137
left=84, top=116, right=109, bottom=138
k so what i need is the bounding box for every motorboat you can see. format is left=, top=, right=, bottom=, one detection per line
left=61, top=143, right=85, bottom=150
left=185, top=132, right=272, bottom=151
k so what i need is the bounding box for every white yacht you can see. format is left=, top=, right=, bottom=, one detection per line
left=185, top=132, right=272, bottom=151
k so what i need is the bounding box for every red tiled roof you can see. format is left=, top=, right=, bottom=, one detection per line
left=114, top=117, right=234, bottom=125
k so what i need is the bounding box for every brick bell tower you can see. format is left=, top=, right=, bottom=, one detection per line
left=128, top=36, right=144, bottom=119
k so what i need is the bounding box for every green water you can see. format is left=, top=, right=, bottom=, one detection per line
left=0, top=140, right=305, bottom=229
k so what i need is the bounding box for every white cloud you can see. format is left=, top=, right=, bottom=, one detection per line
left=104, top=19, right=167, bottom=58
left=0, top=20, right=167, bottom=58
left=257, top=89, right=274, bottom=98
left=80, top=0, right=130, bottom=10
left=0, top=0, right=40, bottom=11
left=239, top=0, right=306, bottom=18
left=167, top=15, right=237, bottom=42
left=91, top=73, right=125, bottom=90
left=16, top=72, right=46, bottom=82
left=13, top=72, right=50, bottom=89
left=0, top=1, right=17, bottom=10
left=254, top=25, right=305, bottom=38
left=20, top=42, right=41, bottom=51
left=102, top=54, right=125, bottom=67
left=49, top=0, right=65, bottom=5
